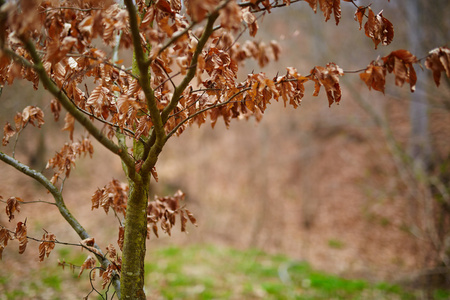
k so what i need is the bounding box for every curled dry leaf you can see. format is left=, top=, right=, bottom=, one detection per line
left=80, top=237, right=95, bottom=247
left=79, top=255, right=96, bottom=277
left=310, top=63, right=344, bottom=106
left=117, top=225, right=124, bottom=251
left=360, top=62, right=387, bottom=94
left=354, top=6, right=366, bottom=30
left=15, top=221, right=28, bottom=254
left=6, top=197, right=23, bottom=222
left=364, top=8, right=394, bottom=49
left=425, top=46, right=450, bottom=87
left=2, top=122, right=15, bottom=146
left=21, top=106, right=45, bottom=128
left=242, top=7, right=258, bottom=37
left=39, top=231, right=56, bottom=262
left=62, top=112, right=75, bottom=141
left=50, top=99, right=61, bottom=122
left=0, top=228, right=13, bottom=260
left=305, top=0, right=341, bottom=25
left=382, top=50, right=418, bottom=92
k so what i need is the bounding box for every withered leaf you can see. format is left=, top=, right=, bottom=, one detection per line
left=360, top=63, right=387, bottom=94
left=6, top=197, right=23, bottom=222
left=364, top=8, right=394, bottom=49
left=117, top=225, right=124, bottom=251
left=62, top=113, right=75, bottom=140
left=2, top=122, right=16, bottom=146
left=354, top=6, right=366, bottom=30
left=79, top=255, right=96, bottom=277
left=15, top=221, right=27, bottom=254
left=425, top=46, right=450, bottom=87
left=38, top=231, right=56, bottom=262
left=382, top=50, right=418, bottom=92
left=185, top=209, right=198, bottom=226
left=0, top=228, right=13, bottom=260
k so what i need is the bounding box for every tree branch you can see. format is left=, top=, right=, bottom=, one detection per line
left=124, top=0, right=166, bottom=141
left=19, top=37, right=136, bottom=180
left=0, top=151, right=121, bottom=296
left=161, top=9, right=221, bottom=125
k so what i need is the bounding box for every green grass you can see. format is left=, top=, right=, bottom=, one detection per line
left=1, top=244, right=445, bottom=299
left=143, top=245, right=418, bottom=299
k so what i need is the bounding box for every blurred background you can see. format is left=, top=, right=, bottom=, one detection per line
left=1, top=0, right=449, bottom=299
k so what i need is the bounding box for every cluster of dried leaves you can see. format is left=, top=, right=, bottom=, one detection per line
left=147, top=190, right=197, bottom=237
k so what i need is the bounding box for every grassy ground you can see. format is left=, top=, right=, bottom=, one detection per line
left=2, top=244, right=448, bottom=300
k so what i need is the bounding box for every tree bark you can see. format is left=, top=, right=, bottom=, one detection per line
left=120, top=175, right=150, bottom=299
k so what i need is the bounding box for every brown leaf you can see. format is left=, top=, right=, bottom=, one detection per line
left=62, top=113, right=75, bottom=140
left=117, top=225, right=124, bottom=251
left=185, top=209, right=198, bottom=226
left=2, top=122, right=16, bottom=146
left=22, top=106, right=45, bottom=128
left=6, top=197, right=23, bottom=222
left=15, top=221, right=27, bottom=254
left=310, top=63, right=344, bottom=106
left=151, top=167, right=159, bottom=182
left=38, top=231, right=56, bottom=262
left=79, top=256, right=96, bottom=277
left=364, top=8, right=394, bottom=49
left=50, top=99, right=61, bottom=122
left=80, top=237, right=95, bottom=247
left=354, top=6, right=366, bottom=30
left=360, top=63, right=387, bottom=94
left=0, top=228, right=13, bottom=260
left=425, top=46, right=450, bottom=87
left=382, top=50, right=418, bottom=92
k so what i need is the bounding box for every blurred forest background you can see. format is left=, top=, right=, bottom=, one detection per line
left=1, top=0, right=450, bottom=298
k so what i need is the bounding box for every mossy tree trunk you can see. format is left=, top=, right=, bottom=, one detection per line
left=120, top=174, right=150, bottom=299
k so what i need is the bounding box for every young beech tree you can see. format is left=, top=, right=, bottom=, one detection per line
left=0, top=0, right=448, bottom=298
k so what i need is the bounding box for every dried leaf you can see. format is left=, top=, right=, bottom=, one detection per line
left=0, top=228, right=13, bottom=260
left=425, top=46, right=450, bottom=87
left=2, top=122, right=16, bottom=146
left=62, top=113, right=75, bottom=140
left=15, top=221, right=27, bottom=254
left=364, top=8, right=394, bottom=49
left=360, top=63, right=387, bottom=94
left=185, top=209, right=198, bottom=226
left=79, top=255, right=96, bottom=277
left=310, top=63, right=344, bottom=106
left=382, top=50, right=418, bottom=92
left=118, top=225, right=124, bottom=251
left=38, top=231, right=56, bottom=262
left=354, top=6, right=366, bottom=30
left=6, top=197, right=23, bottom=222
left=80, top=237, right=95, bottom=247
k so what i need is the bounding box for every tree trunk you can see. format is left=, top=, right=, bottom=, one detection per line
left=120, top=175, right=150, bottom=299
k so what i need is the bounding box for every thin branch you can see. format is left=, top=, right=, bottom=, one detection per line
left=157, top=21, right=198, bottom=58
left=42, top=7, right=104, bottom=13
left=0, top=150, right=120, bottom=295
left=154, top=59, right=176, bottom=90
left=0, top=198, right=56, bottom=205
left=161, top=6, right=223, bottom=124
left=167, top=86, right=251, bottom=138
